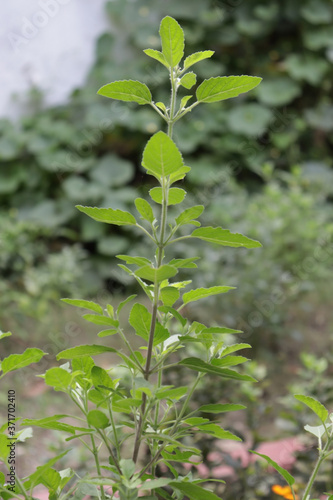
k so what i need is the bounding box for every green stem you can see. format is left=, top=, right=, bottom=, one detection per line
left=302, top=434, right=333, bottom=500
left=108, top=400, right=121, bottom=461
left=132, top=67, right=177, bottom=465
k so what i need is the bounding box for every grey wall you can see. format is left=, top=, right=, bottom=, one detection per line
left=0, top=0, right=108, bottom=118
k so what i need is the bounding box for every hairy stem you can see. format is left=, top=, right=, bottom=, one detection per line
left=132, top=66, right=177, bottom=465
left=302, top=434, right=333, bottom=500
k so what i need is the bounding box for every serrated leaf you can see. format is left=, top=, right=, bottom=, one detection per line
left=117, top=295, right=137, bottom=315
left=83, top=314, right=119, bottom=328
left=179, top=357, right=256, bottom=382
left=135, top=198, right=154, bottom=223
left=129, top=303, right=169, bottom=345
left=158, top=306, right=187, bottom=327
left=170, top=481, right=221, bottom=500
left=135, top=265, right=178, bottom=283
left=294, top=394, right=328, bottom=423
left=143, top=49, right=169, bottom=68
left=159, top=16, right=184, bottom=67
left=57, top=345, right=117, bottom=360
left=142, top=131, right=184, bottom=178
left=196, top=76, right=262, bottom=103
left=150, top=187, right=186, bottom=205
left=184, top=50, right=215, bottom=70
left=169, top=165, right=191, bottom=184
left=250, top=451, right=295, bottom=486
left=1, top=349, right=46, bottom=375
left=191, top=226, right=262, bottom=248
left=160, top=287, right=180, bottom=307
left=76, top=206, right=136, bottom=226
left=176, top=206, right=204, bottom=226
left=61, top=298, right=103, bottom=315
left=198, top=403, right=246, bottom=414
left=183, top=286, right=235, bottom=305
left=97, top=80, right=152, bottom=105
left=91, top=366, right=114, bottom=391
left=87, top=410, right=109, bottom=429
left=45, top=367, right=72, bottom=391
left=179, top=72, right=197, bottom=89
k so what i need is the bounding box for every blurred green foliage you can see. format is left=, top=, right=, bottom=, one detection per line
left=1, top=0, right=333, bottom=345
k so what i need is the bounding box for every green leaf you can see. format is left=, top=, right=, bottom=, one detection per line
left=83, top=315, right=119, bottom=328
left=183, top=50, right=215, bottom=70
left=117, top=295, right=137, bottom=315
left=143, top=49, right=169, bottom=68
left=40, top=468, right=61, bottom=495
left=169, top=166, right=191, bottom=184
left=294, top=394, right=328, bottom=423
left=97, top=329, right=118, bottom=338
left=158, top=306, right=187, bottom=327
left=76, top=206, right=136, bottom=226
left=135, top=198, right=154, bottom=223
left=117, top=255, right=151, bottom=267
left=57, top=345, right=117, bottom=360
left=156, top=386, right=188, bottom=400
left=304, top=424, right=326, bottom=438
left=198, top=403, right=246, bottom=414
left=184, top=419, right=241, bottom=441
left=159, top=16, right=184, bottom=67
left=211, top=356, right=249, bottom=368
left=91, top=366, right=114, bottom=390
left=250, top=451, right=295, bottom=486
left=45, top=367, right=72, bottom=391
left=23, top=451, right=70, bottom=490
left=1, top=348, right=46, bottom=375
left=196, top=76, right=262, bottom=103
left=170, top=481, right=221, bottom=500
left=135, top=265, right=178, bottom=283
left=169, top=257, right=199, bottom=269
left=221, top=343, right=251, bottom=355
left=201, top=327, right=242, bottom=335
left=129, top=304, right=169, bottom=345
left=140, top=478, right=171, bottom=490
left=150, top=187, right=186, bottom=205
left=179, top=357, right=256, bottom=382
left=176, top=206, right=204, bottom=226
left=179, top=72, right=197, bottom=89
left=87, top=410, right=109, bottom=429
left=0, top=435, right=9, bottom=461
left=0, top=331, right=11, bottom=340
left=61, top=298, right=103, bottom=315
left=183, top=286, right=235, bottom=305
left=160, top=287, right=180, bottom=307
left=142, top=131, right=184, bottom=178
left=97, top=80, right=152, bottom=105
left=191, top=226, right=262, bottom=248
left=0, top=471, right=5, bottom=485
left=21, top=415, right=89, bottom=434
left=180, top=95, right=193, bottom=109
